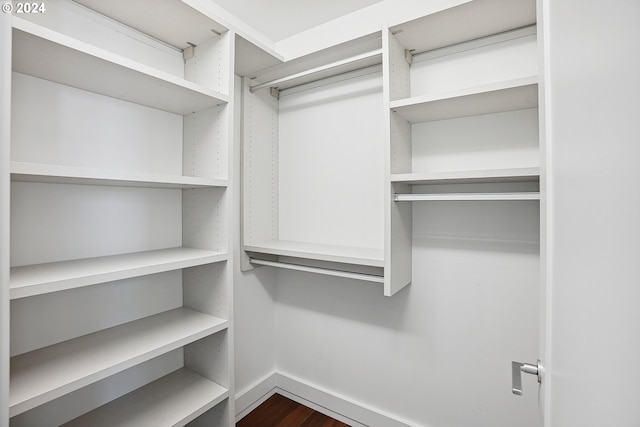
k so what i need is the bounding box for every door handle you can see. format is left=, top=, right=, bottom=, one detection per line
left=512, top=360, right=542, bottom=396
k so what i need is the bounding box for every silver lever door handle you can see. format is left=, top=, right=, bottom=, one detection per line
left=512, top=360, right=542, bottom=396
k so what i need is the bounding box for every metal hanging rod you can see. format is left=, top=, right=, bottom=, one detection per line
left=249, top=48, right=383, bottom=93
left=394, top=192, right=541, bottom=202
left=249, top=258, right=384, bottom=283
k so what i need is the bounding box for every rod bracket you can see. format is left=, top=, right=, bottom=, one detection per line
left=404, top=49, right=414, bottom=65
left=183, top=42, right=196, bottom=61
left=270, top=87, right=280, bottom=98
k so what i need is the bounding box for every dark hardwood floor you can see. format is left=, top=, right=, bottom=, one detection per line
left=237, top=393, right=351, bottom=427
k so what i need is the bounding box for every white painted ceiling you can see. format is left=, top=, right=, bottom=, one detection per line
left=208, top=0, right=385, bottom=42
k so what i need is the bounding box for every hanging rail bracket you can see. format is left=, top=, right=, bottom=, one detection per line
left=404, top=49, right=414, bottom=65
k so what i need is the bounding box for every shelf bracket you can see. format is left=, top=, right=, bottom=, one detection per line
left=183, top=43, right=196, bottom=61
left=404, top=49, right=414, bottom=65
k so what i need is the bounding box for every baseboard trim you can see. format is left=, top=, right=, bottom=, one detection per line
left=234, top=372, right=278, bottom=422
left=235, top=371, right=416, bottom=427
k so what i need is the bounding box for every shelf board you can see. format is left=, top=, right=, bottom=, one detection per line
left=10, top=307, right=228, bottom=417
left=394, top=192, right=540, bottom=201
left=391, top=167, right=540, bottom=185
left=63, top=368, right=228, bottom=427
left=10, top=248, right=227, bottom=299
left=72, top=0, right=228, bottom=50
left=391, top=0, right=536, bottom=54
left=12, top=17, right=228, bottom=115
left=245, top=240, right=384, bottom=268
left=11, top=162, right=228, bottom=189
left=390, top=76, right=538, bottom=123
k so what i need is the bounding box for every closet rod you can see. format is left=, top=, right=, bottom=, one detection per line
left=394, top=192, right=541, bottom=201
left=249, top=258, right=384, bottom=283
left=249, top=48, right=382, bottom=93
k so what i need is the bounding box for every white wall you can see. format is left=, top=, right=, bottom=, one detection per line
left=274, top=199, right=541, bottom=427
left=544, top=0, right=640, bottom=425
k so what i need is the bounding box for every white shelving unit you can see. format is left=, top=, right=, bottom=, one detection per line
left=382, top=0, right=540, bottom=293
left=240, top=34, right=388, bottom=289
left=4, top=1, right=235, bottom=425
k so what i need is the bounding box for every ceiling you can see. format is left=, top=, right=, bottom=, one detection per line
left=208, top=0, right=385, bottom=42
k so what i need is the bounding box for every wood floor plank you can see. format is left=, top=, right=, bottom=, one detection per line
left=237, top=394, right=299, bottom=427
left=303, top=411, right=351, bottom=427
left=237, top=393, right=351, bottom=427
left=274, top=403, right=314, bottom=427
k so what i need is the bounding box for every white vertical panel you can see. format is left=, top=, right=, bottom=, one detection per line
left=221, top=30, right=236, bottom=427
left=384, top=181, right=412, bottom=297
left=544, top=0, right=640, bottom=425
left=183, top=263, right=228, bottom=320
left=184, top=28, right=234, bottom=427
left=387, top=30, right=410, bottom=102
left=184, top=331, right=229, bottom=388
left=11, top=73, right=183, bottom=175
left=187, top=398, right=229, bottom=427
left=1, top=10, right=11, bottom=427
left=182, top=188, right=226, bottom=252
left=384, top=27, right=412, bottom=296
left=233, top=72, right=278, bottom=400
left=185, top=31, right=231, bottom=95
left=242, top=79, right=279, bottom=246
left=389, top=112, right=412, bottom=175
left=278, top=70, right=384, bottom=249
left=183, top=105, right=228, bottom=180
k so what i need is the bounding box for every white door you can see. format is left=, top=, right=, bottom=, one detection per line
left=540, top=0, right=640, bottom=425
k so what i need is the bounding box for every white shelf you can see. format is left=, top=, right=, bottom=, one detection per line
left=63, top=368, right=228, bottom=427
left=12, top=17, right=228, bottom=115
left=10, top=308, right=227, bottom=417
left=245, top=240, right=384, bottom=268
left=391, top=0, right=536, bottom=54
left=10, top=248, right=227, bottom=299
left=394, top=192, right=540, bottom=201
left=390, top=76, right=538, bottom=123
left=71, top=0, right=228, bottom=50
left=391, top=167, right=540, bottom=185
left=10, top=162, right=228, bottom=189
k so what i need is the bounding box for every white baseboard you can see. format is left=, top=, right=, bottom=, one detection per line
left=234, top=372, right=278, bottom=422
left=235, top=371, right=417, bottom=427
